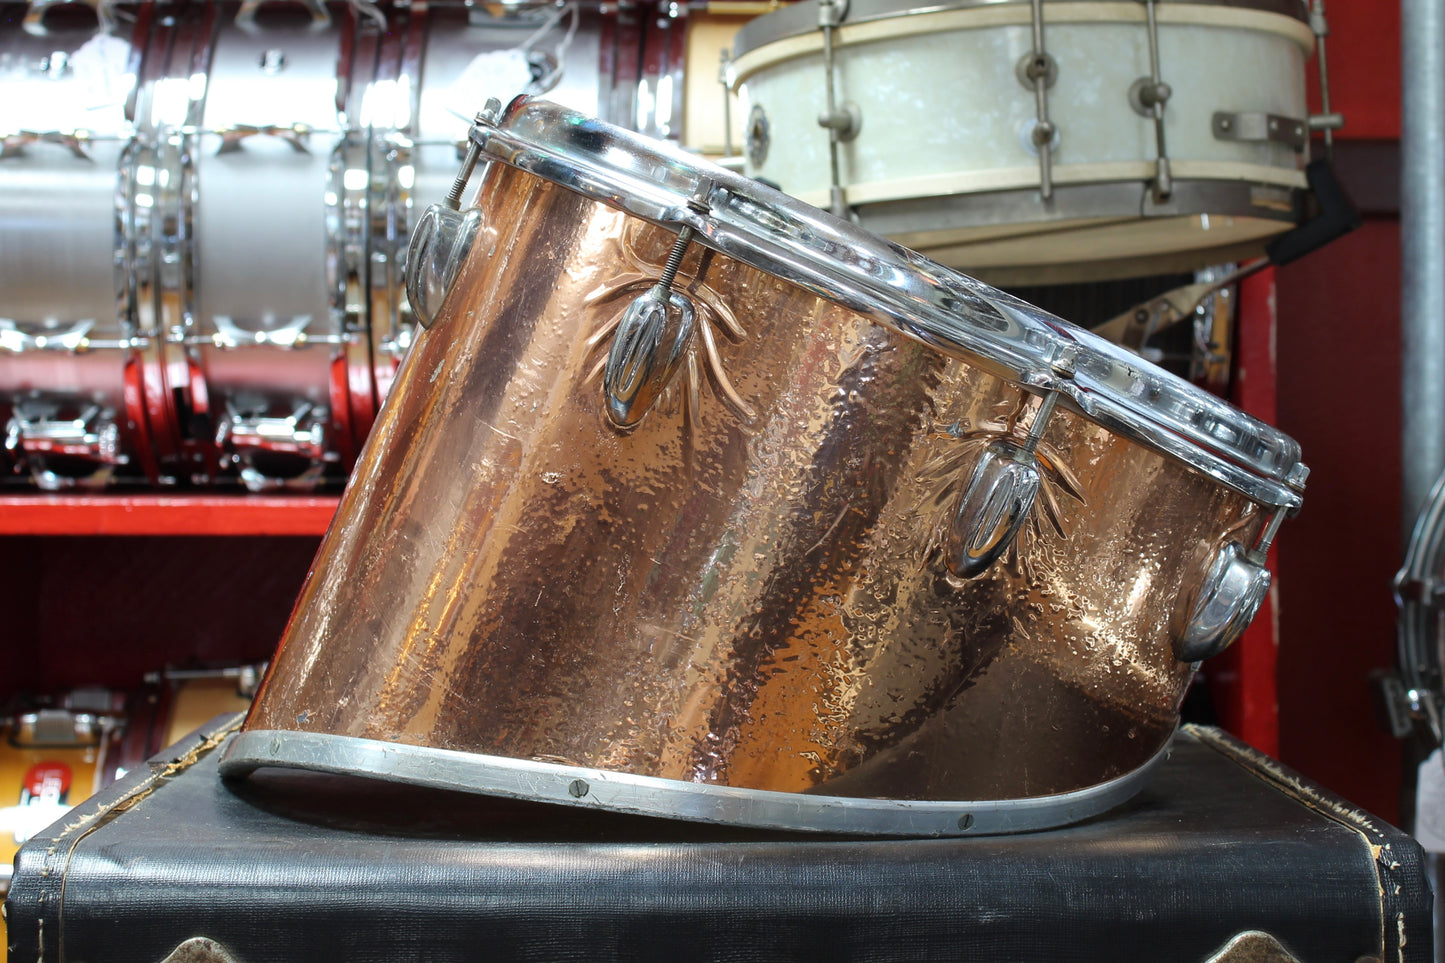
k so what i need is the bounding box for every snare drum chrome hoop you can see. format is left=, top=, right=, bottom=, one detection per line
left=223, top=99, right=1305, bottom=835
left=729, top=0, right=1316, bottom=283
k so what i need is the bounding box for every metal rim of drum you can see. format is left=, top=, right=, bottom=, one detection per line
left=218, top=727, right=1175, bottom=837
left=1396, top=472, right=1445, bottom=717
left=730, top=0, right=1312, bottom=61
left=467, top=98, right=1305, bottom=511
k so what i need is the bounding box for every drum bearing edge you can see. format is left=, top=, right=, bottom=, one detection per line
left=218, top=728, right=1174, bottom=837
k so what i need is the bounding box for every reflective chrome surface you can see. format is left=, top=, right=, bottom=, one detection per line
left=0, top=1, right=630, bottom=489
left=0, top=1, right=142, bottom=487
left=1393, top=470, right=1445, bottom=743
left=469, top=99, right=1305, bottom=511
left=220, top=726, right=1175, bottom=836
left=244, top=156, right=1276, bottom=826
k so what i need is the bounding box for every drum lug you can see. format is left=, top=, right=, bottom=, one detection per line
left=604, top=185, right=712, bottom=429
left=1306, top=0, right=1344, bottom=158
left=4, top=397, right=126, bottom=490
left=817, top=102, right=861, bottom=143
left=217, top=397, right=330, bottom=492
left=1177, top=541, right=1271, bottom=663
left=404, top=205, right=484, bottom=330
left=945, top=439, right=1042, bottom=579
left=945, top=388, right=1059, bottom=579
left=1128, top=77, right=1171, bottom=118
left=604, top=286, right=698, bottom=429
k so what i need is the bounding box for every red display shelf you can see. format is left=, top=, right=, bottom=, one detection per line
left=0, top=494, right=340, bottom=536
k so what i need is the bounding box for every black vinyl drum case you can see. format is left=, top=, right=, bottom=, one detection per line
left=3, top=717, right=1432, bottom=962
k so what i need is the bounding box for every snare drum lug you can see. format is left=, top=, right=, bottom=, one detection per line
left=1014, top=52, right=1058, bottom=91
left=1177, top=542, right=1270, bottom=663
left=1021, top=0, right=1056, bottom=200
left=816, top=0, right=856, bottom=217
left=1138, top=0, right=1173, bottom=202
left=817, top=103, right=861, bottom=142
left=404, top=204, right=484, bottom=329
left=1128, top=77, right=1171, bottom=118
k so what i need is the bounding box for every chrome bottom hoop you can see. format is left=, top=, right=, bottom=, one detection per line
left=218, top=728, right=1173, bottom=837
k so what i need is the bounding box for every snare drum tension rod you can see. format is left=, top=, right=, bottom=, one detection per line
left=603, top=181, right=715, bottom=429
left=446, top=98, right=503, bottom=211
left=816, top=0, right=860, bottom=219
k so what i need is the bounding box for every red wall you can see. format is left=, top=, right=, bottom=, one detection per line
left=1265, top=0, right=1405, bottom=825
left=1275, top=219, right=1403, bottom=823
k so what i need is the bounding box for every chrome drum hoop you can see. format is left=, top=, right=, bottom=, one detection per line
left=1395, top=470, right=1445, bottom=743
left=466, top=98, right=1306, bottom=512
left=219, top=728, right=1176, bottom=837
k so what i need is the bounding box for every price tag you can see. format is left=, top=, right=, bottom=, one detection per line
left=1414, top=748, right=1445, bottom=852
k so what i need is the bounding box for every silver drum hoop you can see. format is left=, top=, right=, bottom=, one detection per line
left=219, top=727, right=1175, bottom=837
left=467, top=98, right=1306, bottom=512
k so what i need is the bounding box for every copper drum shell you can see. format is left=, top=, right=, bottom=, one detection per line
left=244, top=163, right=1263, bottom=810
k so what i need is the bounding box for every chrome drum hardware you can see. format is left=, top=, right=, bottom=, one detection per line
left=0, top=0, right=628, bottom=489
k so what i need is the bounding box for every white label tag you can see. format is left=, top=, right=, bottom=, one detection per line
left=1414, top=748, right=1445, bottom=852
left=444, top=50, right=535, bottom=129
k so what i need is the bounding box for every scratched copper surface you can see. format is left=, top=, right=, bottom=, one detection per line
left=249, top=164, right=1263, bottom=801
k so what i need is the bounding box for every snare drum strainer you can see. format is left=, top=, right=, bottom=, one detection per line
left=220, top=98, right=1305, bottom=836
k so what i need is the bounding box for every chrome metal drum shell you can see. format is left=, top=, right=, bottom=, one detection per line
left=241, top=162, right=1265, bottom=817
left=0, top=4, right=141, bottom=488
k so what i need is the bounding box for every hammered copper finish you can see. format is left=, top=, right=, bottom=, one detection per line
left=249, top=164, right=1262, bottom=801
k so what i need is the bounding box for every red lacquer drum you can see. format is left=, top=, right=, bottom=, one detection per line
left=219, top=99, right=1305, bottom=836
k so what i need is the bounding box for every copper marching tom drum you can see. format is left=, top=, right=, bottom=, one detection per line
left=220, top=99, right=1306, bottom=836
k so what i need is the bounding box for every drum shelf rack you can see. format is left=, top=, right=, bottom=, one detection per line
left=0, top=495, right=339, bottom=536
